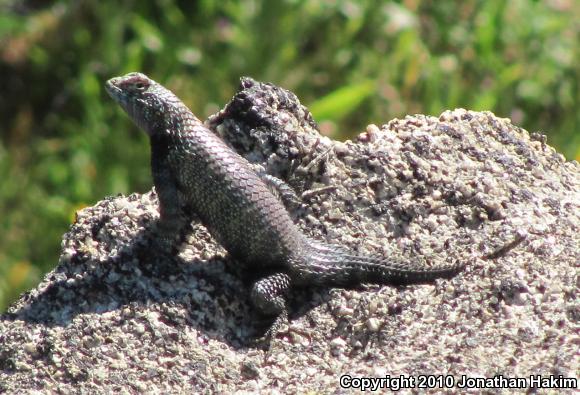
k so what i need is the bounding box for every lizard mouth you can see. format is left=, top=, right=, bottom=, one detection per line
left=105, top=77, right=150, bottom=134
left=105, top=79, right=123, bottom=101
left=105, top=78, right=136, bottom=119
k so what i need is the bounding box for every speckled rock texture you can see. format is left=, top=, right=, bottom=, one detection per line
left=1, top=79, right=578, bottom=394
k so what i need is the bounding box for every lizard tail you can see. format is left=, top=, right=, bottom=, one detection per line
left=302, top=241, right=465, bottom=286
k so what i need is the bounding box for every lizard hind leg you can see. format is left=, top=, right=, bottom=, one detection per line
left=250, top=272, right=292, bottom=340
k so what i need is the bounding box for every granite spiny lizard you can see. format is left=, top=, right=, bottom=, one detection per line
left=105, top=72, right=465, bottom=338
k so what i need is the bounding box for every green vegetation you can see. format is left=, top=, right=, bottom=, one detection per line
left=0, top=0, right=578, bottom=311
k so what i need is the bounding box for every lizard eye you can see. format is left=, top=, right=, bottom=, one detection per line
left=118, top=78, right=150, bottom=93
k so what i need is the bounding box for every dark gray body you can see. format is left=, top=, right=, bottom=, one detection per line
left=106, top=73, right=464, bottom=337
left=157, top=109, right=305, bottom=266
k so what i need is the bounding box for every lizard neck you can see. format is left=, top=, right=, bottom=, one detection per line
left=148, top=102, right=205, bottom=163
left=149, top=100, right=199, bottom=141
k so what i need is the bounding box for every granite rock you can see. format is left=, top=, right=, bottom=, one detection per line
left=0, top=79, right=578, bottom=393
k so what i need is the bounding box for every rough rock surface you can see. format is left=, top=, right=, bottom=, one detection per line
left=1, top=79, right=578, bottom=393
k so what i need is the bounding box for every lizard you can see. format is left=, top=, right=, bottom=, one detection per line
left=105, top=72, right=465, bottom=339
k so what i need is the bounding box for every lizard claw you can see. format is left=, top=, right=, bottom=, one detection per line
left=263, top=310, right=289, bottom=343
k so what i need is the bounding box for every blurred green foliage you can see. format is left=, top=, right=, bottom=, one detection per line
left=0, top=0, right=578, bottom=311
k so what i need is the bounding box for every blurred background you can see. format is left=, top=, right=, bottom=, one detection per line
left=0, top=0, right=578, bottom=311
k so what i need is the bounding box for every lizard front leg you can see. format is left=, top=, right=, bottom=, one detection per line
left=151, top=150, right=188, bottom=252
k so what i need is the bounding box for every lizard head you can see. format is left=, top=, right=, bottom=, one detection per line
left=106, top=72, right=177, bottom=136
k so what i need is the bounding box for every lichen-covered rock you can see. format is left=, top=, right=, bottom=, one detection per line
left=1, top=79, right=578, bottom=393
